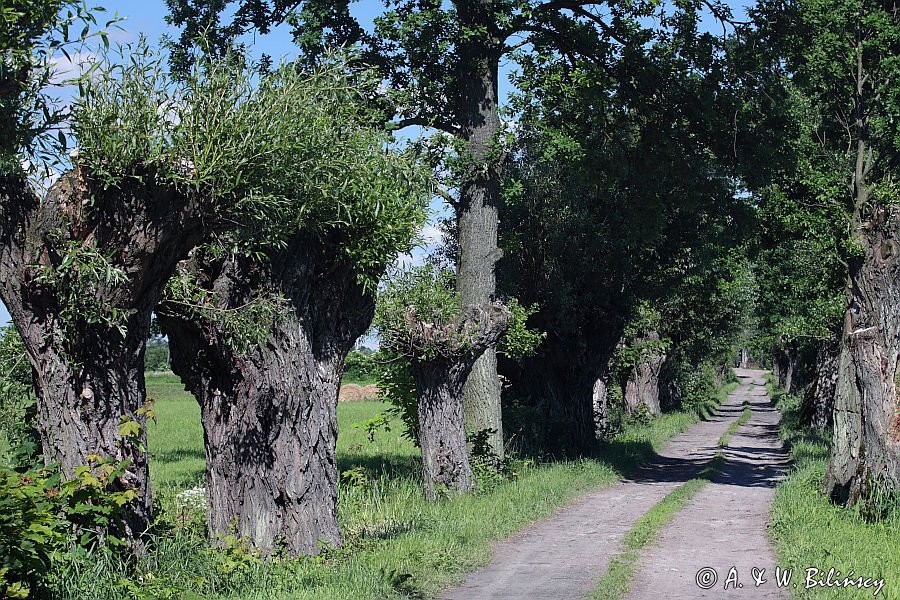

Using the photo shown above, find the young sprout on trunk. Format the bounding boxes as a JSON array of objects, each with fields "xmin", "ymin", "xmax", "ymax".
[{"xmin": 375, "ymin": 266, "xmax": 510, "ymax": 499}]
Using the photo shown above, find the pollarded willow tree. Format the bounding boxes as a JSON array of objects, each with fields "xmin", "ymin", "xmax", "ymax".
[
  {"xmin": 156, "ymin": 63, "xmax": 430, "ymax": 555},
  {"xmin": 0, "ymin": 34, "xmax": 353, "ymax": 537},
  {"xmin": 374, "ymin": 265, "xmax": 510, "ymax": 499},
  {"xmin": 164, "ymin": 0, "xmax": 730, "ymax": 461},
  {"xmin": 748, "ymin": 0, "xmax": 900, "ymax": 506},
  {"xmin": 615, "ymin": 304, "xmax": 670, "ymax": 418}
]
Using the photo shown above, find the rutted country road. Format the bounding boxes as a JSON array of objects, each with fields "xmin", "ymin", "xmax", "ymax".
[{"xmin": 440, "ymin": 369, "xmax": 789, "ymax": 600}]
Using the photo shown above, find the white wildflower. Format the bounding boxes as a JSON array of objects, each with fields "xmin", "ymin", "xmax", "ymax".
[{"xmin": 175, "ymin": 485, "xmax": 207, "ymax": 512}]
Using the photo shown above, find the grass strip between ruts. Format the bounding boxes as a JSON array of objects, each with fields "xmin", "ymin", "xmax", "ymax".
[{"xmin": 586, "ymin": 398, "xmax": 753, "ymax": 600}]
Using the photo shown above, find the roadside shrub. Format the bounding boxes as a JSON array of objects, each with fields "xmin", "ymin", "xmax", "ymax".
[
  {"xmin": 0, "ymin": 326, "xmax": 38, "ymax": 468},
  {"xmin": 676, "ymin": 363, "xmax": 719, "ymax": 417},
  {"xmin": 375, "ymin": 354, "xmax": 419, "ymax": 445},
  {"xmin": 0, "ymin": 456, "xmax": 137, "ymax": 598}
]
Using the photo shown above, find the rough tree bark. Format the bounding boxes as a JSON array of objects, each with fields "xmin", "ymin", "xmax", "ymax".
[
  {"xmin": 623, "ymin": 332, "xmax": 666, "ymax": 417},
  {"xmin": 503, "ymin": 327, "xmax": 621, "ymax": 454},
  {"xmin": 158, "ymin": 239, "xmax": 372, "ymax": 555},
  {"xmin": 401, "ymin": 302, "xmax": 509, "ymax": 499},
  {"xmin": 0, "ymin": 170, "xmax": 203, "ymax": 538},
  {"xmin": 771, "ymin": 349, "xmax": 782, "ymax": 387},
  {"xmin": 800, "ymin": 338, "xmax": 839, "ymax": 433},
  {"xmin": 658, "ymin": 357, "xmax": 684, "ymax": 413},
  {"xmin": 455, "ymin": 0, "xmax": 507, "ymax": 462},
  {"xmin": 591, "ymin": 368, "xmax": 611, "ymax": 438},
  {"xmin": 824, "ymin": 206, "xmax": 900, "ymax": 504}
]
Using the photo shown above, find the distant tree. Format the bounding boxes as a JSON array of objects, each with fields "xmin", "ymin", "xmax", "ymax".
[{"xmin": 144, "ymin": 338, "xmax": 170, "ymax": 372}]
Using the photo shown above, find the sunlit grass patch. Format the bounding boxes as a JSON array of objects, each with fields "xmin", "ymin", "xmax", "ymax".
[{"xmin": 769, "ymin": 387, "xmax": 900, "ymax": 599}]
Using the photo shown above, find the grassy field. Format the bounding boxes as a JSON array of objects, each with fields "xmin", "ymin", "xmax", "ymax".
[
  {"xmin": 74, "ymin": 374, "xmax": 739, "ymax": 600},
  {"xmin": 768, "ymin": 385, "xmax": 900, "ymax": 599}
]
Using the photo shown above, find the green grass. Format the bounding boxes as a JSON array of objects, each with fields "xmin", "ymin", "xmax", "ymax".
[
  {"xmin": 147, "ymin": 374, "xmax": 206, "ymax": 491},
  {"xmin": 341, "ymin": 373, "xmax": 377, "ymax": 387},
  {"xmin": 768, "ymin": 386, "xmax": 900, "ymax": 599},
  {"xmin": 587, "ymin": 388, "xmax": 751, "ymax": 600},
  {"xmin": 57, "ymin": 374, "xmax": 739, "ymax": 600}
]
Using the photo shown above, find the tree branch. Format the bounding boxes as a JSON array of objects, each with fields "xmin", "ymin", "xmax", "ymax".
[{"xmin": 391, "ymin": 116, "xmax": 461, "ymax": 136}]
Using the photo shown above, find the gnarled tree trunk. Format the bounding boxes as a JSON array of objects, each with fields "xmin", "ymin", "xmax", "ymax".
[
  {"xmin": 503, "ymin": 329, "xmax": 620, "ymax": 454},
  {"xmin": 400, "ymin": 302, "xmax": 509, "ymax": 499},
  {"xmin": 800, "ymin": 338, "xmax": 839, "ymax": 433},
  {"xmin": 773, "ymin": 345, "xmax": 809, "ymax": 395},
  {"xmin": 457, "ymin": 1, "xmax": 506, "ymax": 462},
  {"xmin": 159, "ymin": 241, "xmax": 372, "ymax": 555},
  {"xmin": 0, "ymin": 170, "xmax": 204, "ymax": 539},
  {"xmin": 623, "ymin": 333, "xmax": 666, "ymax": 417},
  {"xmin": 413, "ymin": 359, "xmax": 477, "ymax": 499},
  {"xmin": 825, "ymin": 207, "xmax": 900, "ymax": 505},
  {"xmin": 657, "ymin": 356, "xmax": 687, "ymax": 413}
]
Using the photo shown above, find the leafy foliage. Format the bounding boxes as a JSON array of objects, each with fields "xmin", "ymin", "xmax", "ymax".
[
  {"xmin": 496, "ymin": 9, "xmax": 754, "ymax": 450},
  {"xmin": 0, "ymin": 0, "xmax": 115, "ymax": 171},
  {"xmin": 72, "ymin": 41, "xmax": 430, "ymax": 354},
  {"xmin": 165, "ymin": 0, "xmax": 670, "ymax": 130},
  {"xmin": 375, "ymin": 265, "xmax": 462, "ymax": 362},
  {"xmin": 0, "ymin": 455, "xmax": 138, "ymax": 599},
  {"xmin": 343, "ymin": 349, "xmax": 377, "ymax": 384},
  {"xmin": 498, "ymin": 299, "xmax": 544, "ymax": 362},
  {"xmin": 32, "ymin": 237, "xmax": 130, "ymax": 343},
  {"xmin": 0, "ymin": 327, "xmax": 37, "ymax": 468},
  {"xmin": 736, "ymin": 0, "xmax": 900, "ymax": 356}
]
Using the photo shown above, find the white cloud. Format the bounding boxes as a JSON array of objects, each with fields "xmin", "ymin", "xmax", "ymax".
[
  {"xmin": 420, "ymin": 224, "xmax": 443, "ymax": 246},
  {"xmin": 48, "ymin": 51, "xmax": 98, "ymax": 80},
  {"xmin": 394, "ymin": 246, "xmax": 429, "ymax": 269}
]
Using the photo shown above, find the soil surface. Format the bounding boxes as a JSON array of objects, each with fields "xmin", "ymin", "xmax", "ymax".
[
  {"xmin": 440, "ymin": 369, "xmax": 788, "ymax": 600},
  {"xmin": 623, "ymin": 369, "xmax": 789, "ymax": 599}
]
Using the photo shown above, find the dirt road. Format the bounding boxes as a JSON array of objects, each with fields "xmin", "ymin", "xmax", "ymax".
[
  {"xmin": 623, "ymin": 369, "xmax": 789, "ymax": 599},
  {"xmin": 440, "ymin": 369, "xmax": 788, "ymax": 600}
]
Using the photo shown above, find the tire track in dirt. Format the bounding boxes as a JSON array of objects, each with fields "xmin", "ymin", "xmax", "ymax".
[
  {"xmin": 622, "ymin": 369, "xmax": 790, "ymax": 599},
  {"xmin": 439, "ymin": 375, "xmax": 753, "ymax": 600}
]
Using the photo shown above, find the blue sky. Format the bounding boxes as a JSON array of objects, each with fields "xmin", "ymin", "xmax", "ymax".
[{"xmin": 0, "ymin": 0, "xmax": 751, "ymax": 327}]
